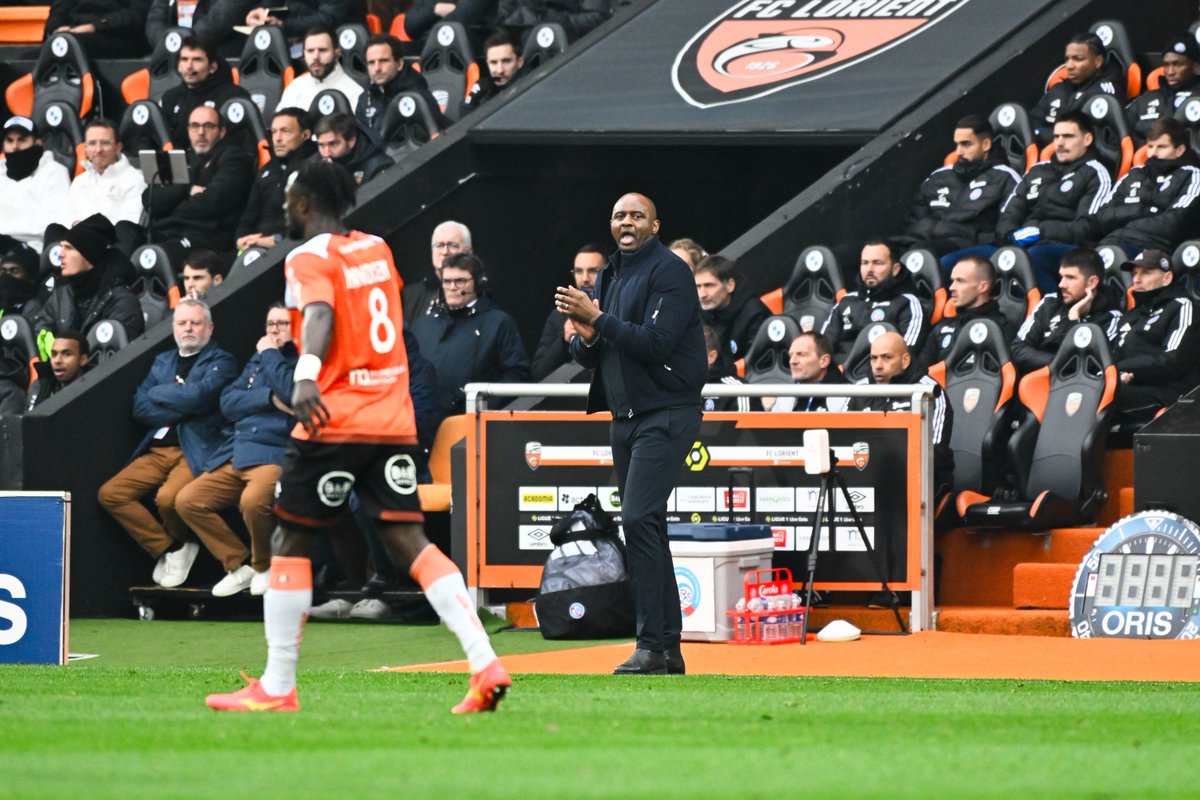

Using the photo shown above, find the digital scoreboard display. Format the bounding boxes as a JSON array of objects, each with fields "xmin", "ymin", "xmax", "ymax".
[{"xmin": 1072, "ymin": 511, "xmax": 1200, "ymax": 639}]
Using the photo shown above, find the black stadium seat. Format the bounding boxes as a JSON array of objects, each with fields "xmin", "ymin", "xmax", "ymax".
[
  {"xmin": 925, "ymin": 318, "xmax": 1016, "ymax": 495},
  {"xmin": 37, "ymin": 100, "xmax": 86, "ymax": 175},
  {"xmin": 121, "ymin": 27, "xmax": 187, "ymax": 104},
  {"xmin": 220, "ymin": 96, "xmax": 270, "ymax": 169},
  {"xmin": 237, "ymin": 25, "xmax": 294, "ymax": 121},
  {"xmin": 1090, "ymin": 19, "xmax": 1141, "ymax": 100},
  {"xmin": 522, "ymin": 23, "xmax": 568, "ymax": 71},
  {"xmin": 231, "ymin": 246, "xmax": 269, "ymax": 273},
  {"xmin": 743, "ymin": 315, "xmax": 800, "ymax": 384},
  {"xmin": 782, "ymin": 245, "xmax": 843, "ymax": 332},
  {"xmin": 420, "ymin": 22, "xmax": 478, "ymax": 121},
  {"xmin": 32, "ymin": 33, "xmax": 98, "ymax": 121},
  {"xmin": 309, "ymin": 88, "xmax": 355, "ymax": 121},
  {"xmin": 1080, "ymin": 93, "xmax": 1134, "ymax": 178},
  {"xmin": 336, "ymin": 24, "xmax": 371, "ymax": 88},
  {"xmin": 990, "ymin": 247, "xmax": 1041, "ymax": 329},
  {"xmin": 86, "ymin": 319, "xmax": 131, "ymax": 366},
  {"xmin": 380, "ymin": 91, "xmax": 443, "ymax": 160},
  {"xmin": 1174, "ymin": 96, "xmax": 1200, "ymax": 153},
  {"xmin": 988, "ymin": 102, "xmax": 1039, "ymax": 174},
  {"xmin": 901, "ymin": 247, "xmax": 946, "ymax": 324},
  {"xmin": 957, "ymin": 323, "xmax": 1115, "ymax": 529},
  {"xmin": 119, "ymin": 99, "xmax": 174, "ymax": 154},
  {"xmin": 131, "ymin": 244, "xmax": 179, "ymax": 328},
  {"xmin": 842, "ymin": 322, "xmax": 897, "ymax": 384},
  {"xmin": 0, "ymin": 314, "xmax": 39, "ymax": 388},
  {"xmin": 1097, "ymin": 244, "xmax": 1132, "ymax": 310}
]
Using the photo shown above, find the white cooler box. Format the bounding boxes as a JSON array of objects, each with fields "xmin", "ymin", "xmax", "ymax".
[{"xmin": 669, "ymin": 523, "xmax": 774, "ymax": 642}]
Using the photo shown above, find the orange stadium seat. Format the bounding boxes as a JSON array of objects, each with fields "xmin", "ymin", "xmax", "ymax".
[
  {"xmin": 759, "ymin": 287, "xmax": 783, "ymax": 315},
  {"xmin": 0, "ymin": 6, "xmax": 49, "ymax": 45},
  {"xmin": 389, "ymin": 13, "xmax": 411, "ymax": 43},
  {"xmin": 1145, "ymin": 65, "xmax": 1164, "ymax": 92},
  {"xmin": 366, "ymin": 13, "xmax": 382, "ymax": 35},
  {"xmin": 418, "ymin": 415, "xmax": 467, "ymax": 512}
]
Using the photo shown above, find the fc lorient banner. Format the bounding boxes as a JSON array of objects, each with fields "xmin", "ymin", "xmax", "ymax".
[{"xmin": 672, "ymin": 0, "xmax": 971, "ymax": 108}]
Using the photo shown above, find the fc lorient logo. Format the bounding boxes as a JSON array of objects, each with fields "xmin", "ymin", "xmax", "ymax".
[{"xmin": 672, "ymin": 0, "xmax": 970, "ymax": 109}]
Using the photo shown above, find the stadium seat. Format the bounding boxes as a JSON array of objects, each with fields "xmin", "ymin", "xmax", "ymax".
[
  {"xmin": 418, "ymin": 414, "xmax": 467, "ymax": 512},
  {"xmin": 988, "ymin": 102, "xmax": 1040, "ymax": 174},
  {"xmin": 366, "ymin": 14, "xmax": 382, "ymax": 34},
  {"xmin": 1174, "ymin": 96, "xmax": 1200, "ymax": 153},
  {"xmin": 130, "ymin": 244, "xmax": 179, "ymax": 328},
  {"xmin": 742, "ymin": 315, "xmax": 800, "ymax": 384},
  {"xmin": 901, "ymin": 247, "xmax": 947, "ymax": 324},
  {"xmin": 957, "ymin": 323, "xmax": 1115, "ymax": 529},
  {"xmin": 781, "ymin": 245, "xmax": 844, "ymax": 332},
  {"xmin": 86, "ymin": 319, "xmax": 130, "ymax": 366},
  {"xmin": 231, "ymin": 246, "xmax": 269, "ymax": 273},
  {"xmin": 36, "ymin": 100, "xmax": 86, "ymax": 175},
  {"xmin": 0, "ymin": 314, "xmax": 39, "ymax": 388},
  {"xmin": 389, "ymin": 13, "xmax": 412, "ymax": 43},
  {"xmin": 1079, "ymin": 93, "xmax": 1134, "ymax": 178},
  {"xmin": 1145, "ymin": 65, "xmax": 1164, "ymax": 92},
  {"xmin": 121, "ymin": 27, "xmax": 187, "ymax": 104},
  {"xmin": 220, "ymin": 96, "xmax": 271, "ymax": 168},
  {"xmin": 6, "ymin": 32, "xmax": 98, "ymax": 121},
  {"xmin": 1090, "ymin": 20, "xmax": 1141, "ymax": 99},
  {"xmin": 237, "ymin": 25, "xmax": 294, "ymax": 121},
  {"xmin": 0, "ymin": 5, "xmax": 49, "ymax": 44},
  {"xmin": 759, "ymin": 287, "xmax": 783, "ymax": 315},
  {"xmin": 379, "ymin": 91, "xmax": 443, "ymax": 160},
  {"xmin": 990, "ymin": 247, "xmax": 1041, "ymax": 329},
  {"xmin": 309, "ymin": 88, "xmax": 355, "ymax": 121},
  {"xmin": 925, "ymin": 318, "xmax": 1017, "ymax": 495},
  {"xmin": 522, "ymin": 23, "xmax": 568, "ymax": 71},
  {"xmin": 842, "ymin": 322, "xmax": 898, "ymax": 384},
  {"xmin": 1097, "ymin": 244, "xmax": 1132, "ymax": 309},
  {"xmin": 420, "ymin": 22, "xmax": 478, "ymax": 121},
  {"xmin": 1173, "ymin": 240, "xmax": 1200, "ymax": 302},
  {"xmin": 118, "ymin": 99, "xmax": 174, "ymax": 154},
  {"xmin": 336, "ymin": 24, "xmax": 371, "ymax": 88}
]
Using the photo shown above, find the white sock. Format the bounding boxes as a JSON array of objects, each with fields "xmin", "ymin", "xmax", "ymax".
[
  {"xmin": 260, "ymin": 557, "xmax": 312, "ymax": 696},
  {"xmin": 425, "ymin": 572, "xmax": 496, "ymax": 673}
]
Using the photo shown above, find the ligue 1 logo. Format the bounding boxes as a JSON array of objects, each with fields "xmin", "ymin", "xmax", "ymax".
[{"xmin": 672, "ymin": 0, "xmax": 970, "ymax": 108}]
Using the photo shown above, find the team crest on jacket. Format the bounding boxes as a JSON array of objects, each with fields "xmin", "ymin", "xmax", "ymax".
[{"xmin": 672, "ymin": 0, "xmax": 970, "ymax": 108}]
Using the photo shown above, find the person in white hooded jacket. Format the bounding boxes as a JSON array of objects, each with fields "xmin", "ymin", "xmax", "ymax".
[
  {"xmin": 61, "ymin": 117, "xmax": 147, "ymax": 228},
  {"xmin": 0, "ymin": 116, "xmax": 70, "ymax": 253}
]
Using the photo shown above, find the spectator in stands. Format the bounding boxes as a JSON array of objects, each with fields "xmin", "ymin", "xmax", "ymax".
[
  {"xmin": 181, "ymin": 249, "xmax": 226, "ymax": 299},
  {"xmin": 1010, "ymin": 247, "xmax": 1122, "ymax": 375},
  {"xmin": 244, "ymin": 1, "xmax": 367, "ymax": 52},
  {"xmin": 403, "ymin": 0, "xmax": 499, "ymax": 44},
  {"xmin": 175, "ymin": 303, "xmax": 298, "ymax": 597},
  {"xmin": 61, "ymin": 118, "xmax": 147, "ymax": 231},
  {"xmin": 495, "ymin": 0, "xmax": 612, "ymax": 42},
  {"xmin": 820, "ymin": 238, "xmax": 927, "ymax": 366},
  {"xmin": 1086, "ymin": 118, "xmax": 1200, "ymax": 256},
  {"xmin": 849, "ymin": 331, "xmax": 953, "ymax": 497},
  {"xmin": 701, "ymin": 324, "xmax": 749, "ymax": 413},
  {"xmin": 995, "ymin": 111, "xmax": 1111, "ymax": 294},
  {"xmin": 669, "ymin": 237, "xmax": 706, "ymax": 270},
  {"xmin": 235, "ymin": 108, "xmax": 316, "ymax": 252},
  {"xmin": 146, "ymin": 0, "xmax": 255, "ymax": 55},
  {"xmin": 901, "ymin": 115, "xmax": 1020, "ymax": 272},
  {"xmin": 1125, "ymin": 33, "xmax": 1200, "ymax": 146},
  {"xmin": 1111, "ymin": 249, "xmax": 1200, "ymax": 426},
  {"xmin": 412, "ymin": 252, "xmax": 531, "ymax": 415},
  {"xmin": 276, "ymin": 27, "xmax": 365, "ymax": 112},
  {"xmin": 0, "ymin": 116, "xmax": 71, "ymax": 254},
  {"xmin": 694, "ymin": 254, "xmax": 770, "ymax": 363},
  {"xmin": 25, "ymin": 330, "xmax": 89, "ymax": 411},
  {"xmin": 98, "ymin": 299, "xmax": 237, "ymax": 589},
  {"xmin": 913, "ymin": 255, "xmax": 1014, "ymax": 375},
  {"xmin": 462, "ymin": 29, "xmax": 525, "ymax": 112},
  {"xmin": 313, "ymin": 112, "xmax": 394, "ymax": 185},
  {"xmin": 532, "ymin": 242, "xmax": 605, "ymax": 380},
  {"xmin": 0, "ymin": 237, "xmax": 41, "ymax": 318},
  {"xmin": 356, "ymin": 34, "xmax": 447, "ymax": 135},
  {"xmin": 45, "ymin": 0, "xmax": 151, "ymax": 59},
  {"xmin": 158, "ymin": 35, "xmax": 252, "ymax": 148},
  {"xmin": 26, "ymin": 213, "xmax": 144, "ymax": 339},
  {"xmin": 402, "ymin": 219, "xmax": 472, "ymax": 321},
  {"xmin": 1030, "ymin": 31, "xmax": 1124, "ymax": 146},
  {"xmin": 763, "ymin": 331, "xmax": 848, "ymax": 412},
  {"xmin": 145, "ymin": 105, "xmax": 256, "ymax": 264}
]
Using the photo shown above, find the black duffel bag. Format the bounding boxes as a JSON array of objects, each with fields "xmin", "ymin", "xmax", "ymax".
[{"xmin": 535, "ymin": 493, "xmax": 635, "ymax": 640}]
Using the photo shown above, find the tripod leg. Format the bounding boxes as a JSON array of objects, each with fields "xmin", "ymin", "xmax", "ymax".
[
  {"xmin": 799, "ymin": 475, "xmax": 831, "ymax": 644},
  {"xmin": 833, "ymin": 471, "xmax": 908, "ymax": 634}
]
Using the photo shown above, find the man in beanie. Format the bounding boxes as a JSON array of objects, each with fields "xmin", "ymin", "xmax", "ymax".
[
  {"xmin": 25, "ymin": 213, "xmax": 145, "ymax": 340},
  {"xmin": 1125, "ymin": 33, "xmax": 1200, "ymax": 146},
  {"xmin": 1112, "ymin": 249, "xmax": 1200, "ymax": 427},
  {"xmin": 0, "ymin": 116, "xmax": 71, "ymax": 253}
]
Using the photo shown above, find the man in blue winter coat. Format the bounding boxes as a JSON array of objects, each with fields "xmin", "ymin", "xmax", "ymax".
[
  {"xmin": 557, "ymin": 192, "xmax": 707, "ymax": 676},
  {"xmin": 98, "ymin": 299, "xmax": 237, "ymax": 588}
]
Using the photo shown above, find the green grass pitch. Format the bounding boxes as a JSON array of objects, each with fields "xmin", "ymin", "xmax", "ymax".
[{"xmin": 2, "ymin": 620, "xmax": 1199, "ymax": 799}]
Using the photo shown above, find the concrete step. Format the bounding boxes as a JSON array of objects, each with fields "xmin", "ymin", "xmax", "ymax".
[
  {"xmin": 935, "ymin": 606, "xmax": 1069, "ymax": 637},
  {"xmin": 937, "ymin": 526, "xmax": 1101, "ymax": 606},
  {"xmin": 1012, "ymin": 562, "xmax": 1077, "ymax": 609}
]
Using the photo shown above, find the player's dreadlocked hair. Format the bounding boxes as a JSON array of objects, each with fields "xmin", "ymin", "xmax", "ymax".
[{"xmin": 292, "ymin": 159, "xmax": 357, "ymax": 219}]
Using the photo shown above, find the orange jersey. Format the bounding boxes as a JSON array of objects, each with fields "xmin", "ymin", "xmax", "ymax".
[{"xmin": 284, "ymin": 231, "xmax": 417, "ymax": 444}]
